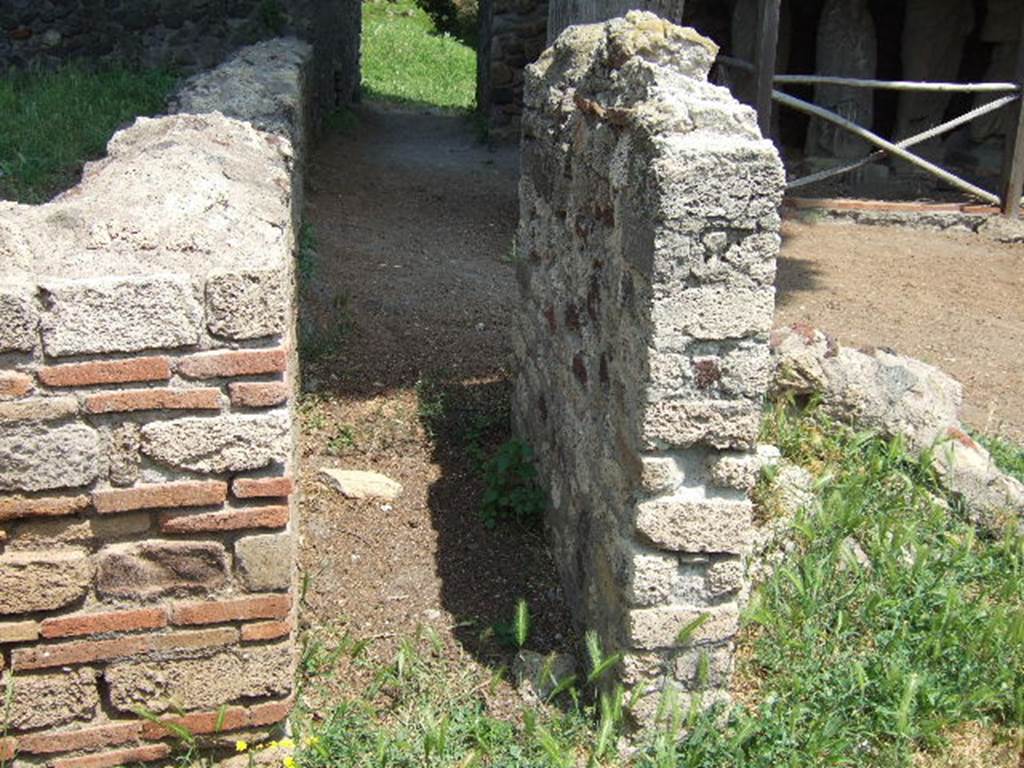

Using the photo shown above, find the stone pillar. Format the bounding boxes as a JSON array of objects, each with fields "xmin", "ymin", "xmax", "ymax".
[
  {"xmin": 0, "ymin": 43, "xmax": 307, "ymax": 768},
  {"xmin": 513, "ymin": 12, "xmax": 784, "ymax": 723},
  {"xmin": 805, "ymin": 0, "xmax": 877, "ymax": 161},
  {"xmin": 971, "ymin": 0, "xmax": 1024, "ymax": 144}
]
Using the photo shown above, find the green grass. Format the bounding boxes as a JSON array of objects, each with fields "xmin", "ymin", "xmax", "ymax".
[
  {"xmin": 362, "ymin": 0, "xmax": 476, "ymax": 110},
  {"xmin": 295, "ymin": 403, "xmax": 1021, "ymax": 767},
  {"xmin": 0, "ymin": 66, "xmax": 176, "ymax": 204},
  {"xmin": 979, "ymin": 434, "xmax": 1024, "ymax": 485}
]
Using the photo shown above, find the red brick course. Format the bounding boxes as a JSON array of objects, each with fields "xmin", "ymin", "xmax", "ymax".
[
  {"xmin": 246, "ymin": 697, "xmax": 294, "ymax": 727},
  {"xmin": 93, "ymin": 481, "xmax": 227, "ymax": 514},
  {"xmin": 178, "ymin": 349, "xmax": 286, "ymax": 379},
  {"xmin": 140, "ymin": 707, "xmax": 247, "ymax": 740},
  {"xmin": 241, "ymin": 619, "xmax": 292, "ymax": 642},
  {"xmin": 85, "ymin": 388, "xmax": 221, "ymax": 414},
  {"xmin": 38, "ymin": 357, "xmax": 172, "ymax": 388},
  {"xmin": 0, "ymin": 737, "xmax": 16, "ymax": 761},
  {"xmin": 52, "ymin": 743, "xmax": 171, "ymax": 768},
  {"xmin": 0, "ymin": 494, "xmax": 90, "ymax": 522},
  {"xmin": 0, "ymin": 371, "xmax": 32, "ymax": 399},
  {"xmin": 159, "ymin": 505, "xmax": 288, "ymax": 533},
  {"xmin": 12, "ymin": 628, "xmax": 238, "ymax": 671},
  {"xmin": 41, "ymin": 608, "xmax": 168, "ymax": 639},
  {"xmin": 17, "ymin": 723, "xmax": 142, "ymax": 755},
  {"xmin": 228, "ymin": 381, "xmax": 289, "ymax": 407},
  {"xmin": 171, "ymin": 595, "xmax": 291, "ymax": 626},
  {"xmin": 232, "ymin": 476, "xmax": 294, "ymax": 498}
]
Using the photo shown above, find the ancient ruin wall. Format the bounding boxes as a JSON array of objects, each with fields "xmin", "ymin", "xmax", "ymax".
[
  {"xmin": 0, "ymin": 41, "xmax": 310, "ymax": 767},
  {"xmin": 512, "ymin": 13, "xmax": 785, "ymax": 719},
  {"xmin": 0, "ymin": 0, "xmax": 359, "ymax": 117}
]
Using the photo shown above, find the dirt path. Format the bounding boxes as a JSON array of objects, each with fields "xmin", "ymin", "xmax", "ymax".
[
  {"xmin": 298, "ymin": 104, "xmax": 570, "ymax": 702},
  {"xmin": 776, "ymin": 220, "xmax": 1024, "ymax": 442}
]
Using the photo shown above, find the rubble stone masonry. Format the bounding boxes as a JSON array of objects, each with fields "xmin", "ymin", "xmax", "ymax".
[
  {"xmin": 0, "ymin": 40, "xmax": 309, "ymax": 767},
  {"xmin": 512, "ymin": 13, "xmax": 785, "ymax": 722}
]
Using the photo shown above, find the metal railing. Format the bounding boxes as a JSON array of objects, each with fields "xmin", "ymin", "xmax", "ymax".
[{"xmin": 718, "ymin": 0, "xmax": 1024, "ymax": 217}]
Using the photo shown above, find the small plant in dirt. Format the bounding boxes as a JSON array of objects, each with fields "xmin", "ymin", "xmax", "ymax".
[{"xmin": 480, "ymin": 439, "xmax": 546, "ymax": 528}]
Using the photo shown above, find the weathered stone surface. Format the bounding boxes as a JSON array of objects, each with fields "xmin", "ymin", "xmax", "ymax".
[
  {"xmin": 771, "ymin": 325, "xmax": 962, "ymax": 452},
  {"xmin": 0, "ymin": 371, "xmax": 33, "ymax": 400},
  {"xmin": 9, "ymin": 513, "xmax": 151, "ymax": 550},
  {"xmin": 706, "ymin": 558, "xmax": 744, "ymax": 596},
  {"xmin": 206, "ymin": 269, "xmax": 287, "ymax": 339},
  {"xmin": 0, "ymin": 549, "xmax": 93, "ymax": 615},
  {"xmin": 109, "ymin": 423, "xmax": 142, "ymax": 487},
  {"xmin": 674, "ymin": 643, "xmax": 734, "ymax": 688},
  {"xmin": 0, "ymin": 423, "xmax": 100, "ymax": 492},
  {"xmin": 235, "ymin": 533, "xmax": 294, "ymax": 591},
  {"xmin": 39, "ymin": 275, "xmax": 202, "ymax": 357},
  {"xmin": 319, "ymin": 468, "xmax": 403, "ymax": 500},
  {"xmin": 642, "ymin": 400, "xmax": 762, "ymax": 451},
  {"xmin": 512, "ymin": 12, "xmax": 781, "ymax": 704},
  {"xmin": 2, "ymin": 668, "xmax": 99, "ymax": 731},
  {"xmin": 636, "ymin": 498, "xmax": 752, "ymax": 554},
  {"xmin": 141, "ymin": 412, "xmax": 290, "ymax": 474},
  {"xmin": 707, "ymin": 451, "xmax": 762, "ymax": 492},
  {"xmin": 626, "ymin": 549, "xmax": 678, "ymax": 606},
  {"xmin": 935, "ymin": 435, "xmax": 1024, "ymax": 532},
  {"xmin": 0, "ymin": 114, "xmax": 294, "ymax": 284},
  {"xmin": 628, "ymin": 605, "xmax": 740, "ymax": 649},
  {"xmin": 96, "ymin": 541, "xmax": 228, "ymax": 599},
  {"xmin": 0, "ymin": 285, "xmax": 38, "ymax": 352},
  {"xmin": 106, "ymin": 643, "xmax": 294, "ymax": 714},
  {"xmin": 0, "ymin": 396, "xmax": 78, "ymax": 424}
]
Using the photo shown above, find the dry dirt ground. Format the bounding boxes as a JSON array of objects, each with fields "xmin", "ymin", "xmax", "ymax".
[
  {"xmin": 297, "ymin": 103, "xmax": 1024, "ymax": 692},
  {"xmin": 776, "ymin": 218, "xmax": 1024, "ymax": 442}
]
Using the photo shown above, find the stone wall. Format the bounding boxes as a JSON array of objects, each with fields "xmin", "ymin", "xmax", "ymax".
[
  {"xmin": 0, "ymin": 40, "xmax": 309, "ymax": 767},
  {"xmin": 512, "ymin": 13, "xmax": 785, "ymax": 722},
  {"xmin": 0, "ymin": 0, "xmax": 359, "ymax": 116},
  {"xmin": 478, "ymin": 0, "xmax": 550, "ymax": 139}
]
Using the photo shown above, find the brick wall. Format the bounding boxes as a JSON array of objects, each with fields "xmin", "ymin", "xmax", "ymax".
[
  {"xmin": 512, "ymin": 13, "xmax": 785, "ymax": 724},
  {"xmin": 0, "ymin": 41, "xmax": 310, "ymax": 767}
]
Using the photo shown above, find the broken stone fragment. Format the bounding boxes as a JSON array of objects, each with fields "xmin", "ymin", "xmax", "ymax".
[{"xmin": 319, "ymin": 468, "xmax": 403, "ymax": 500}]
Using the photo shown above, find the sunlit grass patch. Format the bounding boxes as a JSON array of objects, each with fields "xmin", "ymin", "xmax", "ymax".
[{"xmin": 361, "ymin": 0, "xmax": 476, "ymax": 111}]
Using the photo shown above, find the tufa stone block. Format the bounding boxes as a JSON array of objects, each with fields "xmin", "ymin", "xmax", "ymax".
[
  {"xmin": 95, "ymin": 541, "xmax": 228, "ymax": 599},
  {"xmin": 635, "ymin": 497, "xmax": 752, "ymax": 554},
  {"xmin": 205, "ymin": 269, "xmax": 287, "ymax": 340},
  {"xmin": 234, "ymin": 533, "xmax": 294, "ymax": 591},
  {"xmin": 106, "ymin": 643, "xmax": 294, "ymax": 714},
  {"xmin": 0, "ymin": 285, "xmax": 39, "ymax": 353},
  {"xmin": 0, "ymin": 549, "xmax": 94, "ymax": 615},
  {"xmin": 141, "ymin": 412, "xmax": 290, "ymax": 474},
  {"xmin": 1, "ymin": 668, "xmax": 100, "ymax": 731},
  {"xmin": 39, "ymin": 275, "xmax": 201, "ymax": 357}
]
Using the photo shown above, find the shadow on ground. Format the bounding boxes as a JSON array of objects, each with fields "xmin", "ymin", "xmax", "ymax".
[{"xmin": 295, "ymin": 102, "xmax": 575, "ymax": 687}]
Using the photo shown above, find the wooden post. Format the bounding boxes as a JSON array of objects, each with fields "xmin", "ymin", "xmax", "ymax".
[
  {"xmin": 754, "ymin": 0, "xmax": 781, "ymax": 138},
  {"xmin": 1000, "ymin": 12, "xmax": 1024, "ymax": 217}
]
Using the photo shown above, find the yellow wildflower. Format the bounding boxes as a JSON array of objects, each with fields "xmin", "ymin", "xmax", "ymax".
[
  {"xmin": 283, "ymin": 757, "xmax": 298, "ymax": 768},
  {"xmin": 235, "ymin": 740, "xmax": 249, "ymax": 753},
  {"xmin": 277, "ymin": 738, "xmax": 296, "ymax": 750}
]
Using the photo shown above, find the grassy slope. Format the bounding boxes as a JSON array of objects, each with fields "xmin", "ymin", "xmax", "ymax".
[
  {"xmin": 0, "ymin": 67, "xmax": 176, "ymax": 204},
  {"xmin": 361, "ymin": 0, "xmax": 476, "ymax": 110}
]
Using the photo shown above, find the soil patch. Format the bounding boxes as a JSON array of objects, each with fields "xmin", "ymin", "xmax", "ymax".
[
  {"xmin": 298, "ymin": 104, "xmax": 570, "ymax": 709},
  {"xmin": 776, "ymin": 218, "xmax": 1024, "ymax": 441}
]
